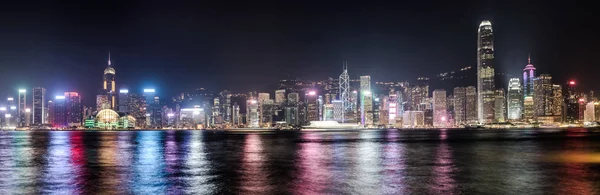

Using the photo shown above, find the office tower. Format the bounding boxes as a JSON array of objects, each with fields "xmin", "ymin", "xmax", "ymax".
[
  {"xmin": 212, "ymin": 97, "xmax": 221, "ymax": 125},
  {"xmin": 275, "ymin": 89, "xmax": 286, "ymax": 104},
  {"xmin": 103, "ymin": 53, "xmax": 116, "ymax": 109},
  {"xmin": 465, "ymin": 86, "xmax": 478, "ymax": 123},
  {"xmin": 18, "ymin": 89, "xmax": 27, "ymax": 127},
  {"xmin": 339, "ymin": 62, "xmax": 350, "ymax": 122},
  {"xmin": 360, "ymin": 75, "xmax": 371, "ymax": 92},
  {"xmin": 533, "ymin": 74, "xmax": 554, "ymax": 117},
  {"xmin": 477, "ymin": 20, "xmax": 495, "ymax": 123},
  {"xmin": 402, "ymin": 111, "xmax": 424, "ymax": 128},
  {"xmin": 219, "ymin": 90, "xmax": 232, "ymax": 123},
  {"xmin": 565, "ymin": 81, "xmax": 579, "ymax": 123},
  {"xmin": 507, "ymin": 78, "xmax": 523, "ymax": 120},
  {"xmin": 361, "ymin": 91, "xmax": 373, "ymax": 126},
  {"xmin": 64, "ymin": 92, "xmax": 82, "ymax": 127},
  {"xmin": 494, "ymin": 89, "xmax": 506, "ymax": 122},
  {"xmin": 409, "ymin": 82, "xmax": 429, "ymax": 111},
  {"xmin": 373, "ymin": 96, "xmax": 381, "ymax": 125},
  {"xmin": 151, "ymin": 96, "xmax": 162, "ymax": 128},
  {"xmin": 284, "ymin": 106, "xmax": 299, "ymax": 126},
  {"xmin": 306, "ymin": 91, "xmax": 319, "ymax": 122},
  {"xmin": 52, "ymin": 96, "xmax": 67, "ymax": 127},
  {"xmin": 118, "ymin": 89, "xmax": 129, "ymax": 113},
  {"xmin": 523, "ymin": 56, "xmax": 536, "ymax": 98},
  {"xmin": 322, "ymin": 104, "xmax": 334, "ymax": 121},
  {"xmin": 332, "ymin": 100, "xmax": 343, "ymax": 122},
  {"xmin": 433, "ymin": 89, "xmax": 447, "ymax": 127},
  {"xmin": 453, "ymin": 87, "xmax": 466, "ymax": 125},
  {"xmin": 388, "ymin": 91, "xmax": 399, "ymax": 125},
  {"xmin": 143, "ymin": 89, "xmax": 156, "ymax": 127},
  {"xmin": 584, "ymin": 102, "xmax": 595, "ymax": 122},
  {"xmin": 32, "ymin": 87, "xmax": 46, "ymax": 125},
  {"xmin": 258, "ymin": 93, "xmax": 270, "ymax": 104},
  {"xmin": 246, "ymin": 99, "xmax": 259, "ymax": 128},
  {"xmin": 232, "ymin": 103, "xmax": 240, "ymax": 127},
  {"xmin": 96, "ymin": 95, "xmax": 109, "ymax": 111},
  {"xmin": 127, "ymin": 93, "xmax": 146, "ymax": 127},
  {"xmin": 318, "ymin": 95, "xmax": 324, "ymax": 121},
  {"xmin": 288, "ymin": 92, "xmax": 299, "ymax": 104},
  {"xmin": 552, "ymin": 85, "xmax": 563, "ymax": 116},
  {"xmin": 523, "ymin": 96, "xmax": 534, "ymax": 122}
]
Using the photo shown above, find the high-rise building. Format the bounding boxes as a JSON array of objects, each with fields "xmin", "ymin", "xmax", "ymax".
[
  {"xmin": 306, "ymin": 91, "xmax": 319, "ymax": 122},
  {"xmin": 103, "ymin": 53, "xmax": 116, "ymax": 109},
  {"xmin": 64, "ymin": 92, "xmax": 82, "ymax": 127},
  {"xmin": 18, "ymin": 89, "xmax": 27, "ymax": 127},
  {"xmin": 232, "ymin": 103, "xmax": 240, "ymax": 127},
  {"xmin": 454, "ymin": 87, "xmax": 466, "ymax": 125},
  {"xmin": 524, "ymin": 96, "xmax": 535, "ymax": 122},
  {"xmin": 494, "ymin": 89, "xmax": 506, "ymax": 122},
  {"xmin": 552, "ymin": 85, "xmax": 563, "ymax": 116},
  {"xmin": 565, "ymin": 81, "xmax": 579, "ymax": 123},
  {"xmin": 118, "ymin": 89, "xmax": 129, "ymax": 113},
  {"xmin": 433, "ymin": 89, "xmax": 447, "ymax": 127},
  {"xmin": 96, "ymin": 95, "xmax": 109, "ymax": 111},
  {"xmin": 151, "ymin": 96, "xmax": 162, "ymax": 128},
  {"xmin": 533, "ymin": 74, "xmax": 553, "ymax": 117},
  {"xmin": 361, "ymin": 91, "xmax": 373, "ymax": 126},
  {"xmin": 52, "ymin": 95, "xmax": 67, "ymax": 127},
  {"xmin": 258, "ymin": 93, "xmax": 270, "ymax": 104},
  {"xmin": 288, "ymin": 93, "xmax": 299, "ymax": 104},
  {"xmin": 523, "ymin": 56, "xmax": 536, "ymax": 98},
  {"xmin": 477, "ymin": 20, "xmax": 495, "ymax": 123},
  {"xmin": 220, "ymin": 90, "xmax": 232, "ymax": 124},
  {"xmin": 284, "ymin": 106, "xmax": 299, "ymax": 126},
  {"xmin": 466, "ymin": 86, "xmax": 478, "ymax": 123},
  {"xmin": 32, "ymin": 87, "xmax": 46, "ymax": 125},
  {"xmin": 246, "ymin": 99, "xmax": 259, "ymax": 128},
  {"xmin": 584, "ymin": 102, "xmax": 595, "ymax": 122},
  {"xmin": 360, "ymin": 75, "xmax": 371, "ymax": 92},
  {"xmin": 507, "ymin": 78, "xmax": 523, "ymax": 121},
  {"xmin": 402, "ymin": 111, "xmax": 424, "ymax": 128},
  {"xmin": 339, "ymin": 63, "xmax": 350, "ymax": 122},
  {"xmin": 332, "ymin": 100, "xmax": 343, "ymax": 122},
  {"xmin": 275, "ymin": 89, "xmax": 286, "ymax": 104},
  {"xmin": 388, "ymin": 91, "xmax": 400, "ymax": 125},
  {"xmin": 143, "ymin": 88, "xmax": 156, "ymax": 127}
]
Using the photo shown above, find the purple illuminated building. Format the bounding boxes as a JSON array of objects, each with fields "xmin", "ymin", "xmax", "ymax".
[{"xmin": 523, "ymin": 56, "xmax": 536, "ymax": 98}]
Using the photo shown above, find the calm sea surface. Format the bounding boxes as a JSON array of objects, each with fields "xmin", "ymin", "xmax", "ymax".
[{"xmin": 2, "ymin": 129, "xmax": 600, "ymax": 194}]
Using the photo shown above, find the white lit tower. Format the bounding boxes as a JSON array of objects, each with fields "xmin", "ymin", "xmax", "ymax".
[
  {"xmin": 103, "ymin": 52, "xmax": 116, "ymax": 109},
  {"xmin": 339, "ymin": 61, "xmax": 350, "ymax": 122},
  {"xmin": 477, "ymin": 20, "xmax": 495, "ymax": 124}
]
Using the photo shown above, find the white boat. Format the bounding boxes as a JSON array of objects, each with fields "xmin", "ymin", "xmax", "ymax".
[{"xmin": 302, "ymin": 121, "xmax": 361, "ymax": 130}]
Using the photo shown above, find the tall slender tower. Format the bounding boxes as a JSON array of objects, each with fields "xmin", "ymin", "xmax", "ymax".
[
  {"xmin": 103, "ymin": 53, "xmax": 116, "ymax": 109},
  {"xmin": 523, "ymin": 55, "xmax": 536, "ymax": 98},
  {"xmin": 477, "ymin": 20, "xmax": 495, "ymax": 123},
  {"xmin": 339, "ymin": 61, "xmax": 350, "ymax": 122}
]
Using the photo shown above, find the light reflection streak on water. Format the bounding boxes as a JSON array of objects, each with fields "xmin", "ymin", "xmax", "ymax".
[
  {"xmin": 117, "ymin": 131, "xmax": 134, "ymax": 186},
  {"xmin": 240, "ymin": 133, "xmax": 270, "ymax": 193},
  {"xmin": 381, "ymin": 130, "xmax": 407, "ymax": 194},
  {"xmin": 98, "ymin": 131, "xmax": 120, "ymax": 191},
  {"xmin": 184, "ymin": 131, "xmax": 215, "ymax": 194},
  {"xmin": 0, "ymin": 132, "xmax": 36, "ymax": 194},
  {"xmin": 42, "ymin": 131, "xmax": 75, "ymax": 194},
  {"xmin": 132, "ymin": 131, "xmax": 166, "ymax": 194},
  {"xmin": 430, "ymin": 142, "xmax": 456, "ymax": 194},
  {"xmin": 164, "ymin": 130, "xmax": 183, "ymax": 194},
  {"xmin": 69, "ymin": 131, "xmax": 86, "ymax": 192},
  {"xmin": 353, "ymin": 131, "xmax": 382, "ymax": 194},
  {"xmin": 294, "ymin": 132, "xmax": 332, "ymax": 194},
  {"xmin": 556, "ymin": 140, "xmax": 593, "ymax": 195}
]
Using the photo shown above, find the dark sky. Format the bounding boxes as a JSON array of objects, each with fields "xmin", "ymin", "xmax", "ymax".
[{"xmin": 0, "ymin": 1, "xmax": 598, "ymax": 106}]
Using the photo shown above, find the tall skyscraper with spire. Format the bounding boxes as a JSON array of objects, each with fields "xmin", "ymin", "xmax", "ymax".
[
  {"xmin": 103, "ymin": 53, "xmax": 116, "ymax": 109},
  {"xmin": 338, "ymin": 61, "xmax": 350, "ymax": 122},
  {"xmin": 523, "ymin": 55, "xmax": 536, "ymax": 98},
  {"xmin": 477, "ymin": 20, "xmax": 495, "ymax": 123}
]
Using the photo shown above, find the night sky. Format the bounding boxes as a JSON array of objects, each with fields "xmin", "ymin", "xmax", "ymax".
[{"xmin": 0, "ymin": 1, "xmax": 597, "ymax": 106}]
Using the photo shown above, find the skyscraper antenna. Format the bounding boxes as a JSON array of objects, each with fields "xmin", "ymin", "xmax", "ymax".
[
  {"xmin": 108, "ymin": 52, "xmax": 111, "ymax": 66},
  {"xmin": 528, "ymin": 54, "xmax": 531, "ymax": 64}
]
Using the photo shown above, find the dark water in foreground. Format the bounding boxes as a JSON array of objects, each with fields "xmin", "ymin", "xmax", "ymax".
[{"xmin": 2, "ymin": 129, "xmax": 600, "ymax": 194}]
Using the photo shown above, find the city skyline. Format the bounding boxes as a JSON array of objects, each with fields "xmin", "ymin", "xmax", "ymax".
[{"xmin": 0, "ymin": 1, "xmax": 598, "ymax": 103}]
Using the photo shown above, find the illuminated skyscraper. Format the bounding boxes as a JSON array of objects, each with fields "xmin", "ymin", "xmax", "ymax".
[
  {"xmin": 232, "ymin": 103, "xmax": 240, "ymax": 127},
  {"xmin": 494, "ymin": 89, "xmax": 506, "ymax": 122},
  {"xmin": 32, "ymin": 87, "xmax": 46, "ymax": 125},
  {"xmin": 258, "ymin": 93, "xmax": 270, "ymax": 104},
  {"xmin": 360, "ymin": 75, "xmax": 372, "ymax": 125},
  {"xmin": 339, "ymin": 62, "xmax": 350, "ymax": 122},
  {"xmin": 433, "ymin": 89, "xmax": 447, "ymax": 127},
  {"xmin": 275, "ymin": 89, "xmax": 286, "ymax": 104},
  {"xmin": 64, "ymin": 92, "xmax": 82, "ymax": 127},
  {"xmin": 465, "ymin": 86, "xmax": 478, "ymax": 123},
  {"xmin": 287, "ymin": 93, "xmax": 299, "ymax": 104},
  {"xmin": 103, "ymin": 53, "xmax": 116, "ymax": 109},
  {"xmin": 453, "ymin": 87, "xmax": 466, "ymax": 125},
  {"xmin": 96, "ymin": 95, "xmax": 109, "ymax": 111},
  {"xmin": 477, "ymin": 20, "xmax": 495, "ymax": 123},
  {"xmin": 52, "ymin": 95, "xmax": 67, "ymax": 127},
  {"xmin": 143, "ymin": 88, "xmax": 156, "ymax": 127},
  {"xmin": 523, "ymin": 56, "xmax": 536, "ymax": 98},
  {"xmin": 306, "ymin": 91, "xmax": 319, "ymax": 122},
  {"xmin": 524, "ymin": 96, "xmax": 534, "ymax": 122},
  {"xmin": 118, "ymin": 89, "xmax": 129, "ymax": 112},
  {"xmin": 507, "ymin": 78, "xmax": 523, "ymax": 120},
  {"xmin": 332, "ymin": 100, "xmax": 343, "ymax": 122},
  {"xmin": 18, "ymin": 89, "xmax": 27, "ymax": 127},
  {"xmin": 246, "ymin": 99, "xmax": 259, "ymax": 128},
  {"xmin": 534, "ymin": 74, "xmax": 553, "ymax": 117},
  {"xmin": 552, "ymin": 85, "xmax": 563, "ymax": 116}
]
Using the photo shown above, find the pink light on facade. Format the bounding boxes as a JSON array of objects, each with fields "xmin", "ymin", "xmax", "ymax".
[
  {"xmin": 308, "ymin": 91, "xmax": 316, "ymax": 96},
  {"xmin": 569, "ymin": 81, "xmax": 576, "ymax": 85}
]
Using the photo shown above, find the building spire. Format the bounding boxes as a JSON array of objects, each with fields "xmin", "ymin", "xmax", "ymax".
[
  {"xmin": 108, "ymin": 52, "xmax": 111, "ymax": 66},
  {"xmin": 528, "ymin": 54, "xmax": 531, "ymax": 64}
]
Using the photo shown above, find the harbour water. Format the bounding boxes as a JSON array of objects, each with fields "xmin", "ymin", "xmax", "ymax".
[{"xmin": 1, "ymin": 128, "xmax": 600, "ymax": 194}]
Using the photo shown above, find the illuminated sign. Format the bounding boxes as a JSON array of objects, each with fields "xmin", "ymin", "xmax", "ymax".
[
  {"xmin": 18, "ymin": 89, "xmax": 26, "ymax": 93},
  {"xmin": 56, "ymin": 96, "xmax": 65, "ymax": 99},
  {"xmin": 119, "ymin": 89, "xmax": 129, "ymax": 93},
  {"xmin": 308, "ymin": 91, "xmax": 317, "ymax": 96},
  {"xmin": 25, "ymin": 108, "xmax": 31, "ymax": 113},
  {"xmin": 10, "ymin": 106, "xmax": 16, "ymax": 110},
  {"xmin": 167, "ymin": 113, "xmax": 175, "ymax": 117},
  {"xmin": 143, "ymin": 89, "xmax": 156, "ymax": 93},
  {"xmin": 0, "ymin": 107, "xmax": 5, "ymax": 111},
  {"xmin": 7, "ymin": 97, "xmax": 13, "ymax": 101}
]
